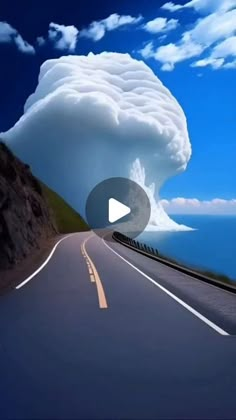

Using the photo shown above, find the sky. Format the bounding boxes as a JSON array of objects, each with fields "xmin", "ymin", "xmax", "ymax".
[{"xmin": 0, "ymin": 0, "xmax": 235, "ymax": 214}]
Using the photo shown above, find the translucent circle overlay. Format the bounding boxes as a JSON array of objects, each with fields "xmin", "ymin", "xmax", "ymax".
[{"xmin": 85, "ymin": 177, "xmax": 151, "ymax": 241}]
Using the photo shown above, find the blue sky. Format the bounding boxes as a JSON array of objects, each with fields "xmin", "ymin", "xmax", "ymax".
[{"xmin": 0, "ymin": 0, "xmax": 236, "ymax": 214}]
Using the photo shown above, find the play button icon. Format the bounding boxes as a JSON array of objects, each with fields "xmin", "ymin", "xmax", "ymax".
[
  {"xmin": 108, "ymin": 198, "xmax": 131, "ymax": 223},
  {"xmin": 85, "ymin": 177, "xmax": 151, "ymax": 240}
]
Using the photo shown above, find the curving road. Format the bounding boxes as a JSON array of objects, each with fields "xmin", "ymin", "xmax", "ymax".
[{"xmin": 0, "ymin": 232, "xmax": 236, "ymax": 419}]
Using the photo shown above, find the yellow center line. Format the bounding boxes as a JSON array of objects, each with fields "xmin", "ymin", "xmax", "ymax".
[
  {"xmin": 90, "ymin": 274, "xmax": 95, "ymax": 283},
  {"xmin": 81, "ymin": 234, "xmax": 108, "ymax": 309}
]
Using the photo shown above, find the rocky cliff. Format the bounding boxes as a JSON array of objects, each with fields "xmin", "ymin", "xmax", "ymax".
[{"xmin": 0, "ymin": 142, "xmax": 57, "ymax": 270}]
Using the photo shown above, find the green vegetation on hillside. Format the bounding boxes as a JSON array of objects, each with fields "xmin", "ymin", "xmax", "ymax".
[{"xmin": 40, "ymin": 182, "xmax": 89, "ymax": 234}]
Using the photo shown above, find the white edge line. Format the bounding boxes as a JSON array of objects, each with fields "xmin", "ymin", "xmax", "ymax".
[
  {"xmin": 102, "ymin": 238, "xmax": 229, "ymax": 336},
  {"xmin": 16, "ymin": 233, "xmax": 77, "ymax": 290}
]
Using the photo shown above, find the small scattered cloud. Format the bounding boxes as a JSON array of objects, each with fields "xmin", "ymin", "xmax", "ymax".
[
  {"xmin": 0, "ymin": 21, "xmax": 35, "ymax": 54},
  {"xmin": 155, "ymin": 38, "xmax": 204, "ymax": 71},
  {"xmin": 161, "ymin": 62, "xmax": 176, "ymax": 71},
  {"xmin": 224, "ymin": 59, "xmax": 236, "ymax": 68},
  {"xmin": 191, "ymin": 57, "xmax": 225, "ymax": 69},
  {"xmin": 80, "ymin": 13, "xmax": 142, "ymax": 41},
  {"xmin": 192, "ymin": 36, "xmax": 236, "ymax": 69},
  {"xmin": 36, "ymin": 36, "xmax": 45, "ymax": 47},
  {"xmin": 161, "ymin": 197, "xmax": 236, "ymax": 214},
  {"xmin": 138, "ymin": 41, "xmax": 154, "ymax": 59},
  {"xmin": 161, "ymin": 2, "xmax": 184, "ymax": 12},
  {"xmin": 37, "ymin": 22, "xmax": 79, "ymax": 51},
  {"xmin": 143, "ymin": 17, "xmax": 178, "ymax": 34},
  {"xmin": 189, "ymin": 9, "xmax": 236, "ymax": 46},
  {"xmin": 139, "ymin": 4, "xmax": 236, "ymax": 71},
  {"xmin": 162, "ymin": 0, "xmax": 236, "ymax": 14},
  {"xmin": 212, "ymin": 36, "xmax": 236, "ymax": 58},
  {"xmin": 139, "ymin": 36, "xmax": 203, "ymax": 71}
]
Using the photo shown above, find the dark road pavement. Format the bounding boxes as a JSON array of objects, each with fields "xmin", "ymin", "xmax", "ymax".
[{"xmin": 0, "ymin": 232, "xmax": 236, "ymax": 419}]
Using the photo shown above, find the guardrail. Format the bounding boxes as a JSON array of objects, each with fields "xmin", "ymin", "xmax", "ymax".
[
  {"xmin": 112, "ymin": 231, "xmax": 159, "ymax": 258},
  {"xmin": 112, "ymin": 231, "xmax": 236, "ymax": 295}
]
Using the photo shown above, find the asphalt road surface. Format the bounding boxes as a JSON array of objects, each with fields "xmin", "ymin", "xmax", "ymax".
[{"xmin": 0, "ymin": 232, "xmax": 236, "ymax": 420}]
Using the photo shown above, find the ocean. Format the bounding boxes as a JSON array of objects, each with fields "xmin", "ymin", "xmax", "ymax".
[{"xmin": 139, "ymin": 215, "xmax": 236, "ymax": 281}]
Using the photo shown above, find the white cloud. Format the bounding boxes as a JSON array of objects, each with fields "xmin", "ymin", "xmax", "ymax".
[
  {"xmin": 0, "ymin": 21, "xmax": 35, "ymax": 54},
  {"xmin": 154, "ymin": 38, "xmax": 204, "ymax": 70},
  {"xmin": 212, "ymin": 36, "xmax": 236, "ymax": 58},
  {"xmin": 14, "ymin": 35, "xmax": 35, "ymax": 54},
  {"xmin": 161, "ymin": 2, "xmax": 184, "ymax": 12},
  {"xmin": 161, "ymin": 198, "xmax": 236, "ymax": 214},
  {"xmin": 224, "ymin": 59, "xmax": 236, "ymax": 68},
  {"xmin": 138, "ymin": 41, "xmax": 154, "ymax": 59},
  {"xmin": 162, "ymin": 0, "xmax": 236, "ymax": 13},
  {"xmin": 104, "ymin": 13, "xmax": 142, "ymax": 30},
  {"xmin": 141, "ymin": 6, "xmax": 236, "ymax": 70},
  {"xmin": 36, "ymin": 36, "xmax": 45, "ymax": 47},
  {"xmin": 192, "ymin": 36, "xmax": 236, "ymax": 69},
  {"xmin": 80, "ymin": 13, "xmax": 142, "ymax": 41},
  {"xmin": 143, "ymin": 17, "xmax": 178, "ymax": 34},
  {"xmin": 139, "ymin": 36, "xmax": 203, "ymax": 70},
  {"xmin": 80, "ymin": 21, "xmax": 105, "ymax": 41},
  {"xmin": 192, "ymin": 57, "xmax": 225, "ymax": 69},
  {"xmin": 190, "ymin": 9, "xmax": 236, "ymax": 46},
  {"xmin": 2, "ymin": 53, "xmax": 191, "ymax": 231},
  {"xmin": 161, "ymin": 62, "xmax": 175, "ymax": 71},
  {"xmin": 37, "ymin": 22, "xmax": 79, "ymax": 51}
]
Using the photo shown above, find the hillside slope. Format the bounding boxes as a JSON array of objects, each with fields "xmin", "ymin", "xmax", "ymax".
[
  {"xmin": 41, "ymin": 182, "xmax": 89, "ymax": 233},
  {"xmin": 0, "ymin": 142, "xmax": 88, "ymax": 270}
]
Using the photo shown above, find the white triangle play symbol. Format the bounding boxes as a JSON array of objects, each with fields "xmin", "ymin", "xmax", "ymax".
[{"xmin": 108, "ymin": 198, "xmax": 131, "ymax": 224}]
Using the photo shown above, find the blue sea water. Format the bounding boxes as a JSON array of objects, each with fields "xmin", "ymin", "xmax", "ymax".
[{"xmin": 139, "ymin": 215, "xmax": 236, "ymax": 281}]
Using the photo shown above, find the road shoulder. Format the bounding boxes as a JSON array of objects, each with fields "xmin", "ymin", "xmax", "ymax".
[
  {"xmin": 105, "ymin": 237, "xmax": 236, "ymax": 335},
  {"xmin": 0, "ymin": 234, "xmax": 62, "ymax": 294}
]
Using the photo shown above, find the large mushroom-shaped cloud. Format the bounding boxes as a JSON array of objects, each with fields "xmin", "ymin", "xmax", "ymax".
[{"xmin": 2, "ymin": 52, "xmax": 192, "ymax": 230}]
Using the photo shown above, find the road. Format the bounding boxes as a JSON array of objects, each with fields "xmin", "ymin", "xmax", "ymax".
[{"xmin": 0, "ymin": 231, "xmax": 236, "ymax": 419}]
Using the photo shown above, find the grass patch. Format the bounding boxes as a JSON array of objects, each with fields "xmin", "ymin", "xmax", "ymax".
[{"xmin": 40, "ymin": 182, "xmax": 89, "ymax": 234}]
